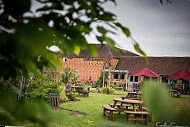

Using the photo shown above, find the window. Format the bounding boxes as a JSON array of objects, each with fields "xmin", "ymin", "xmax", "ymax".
[
  {"xmin": 114, "ymin": 73, "xmax": 119, "ymax": 79},
  {"xmin": 120, "ymin": 73, "xmax": 125, "ymax": 80},
  {"xmin": 129, "ymin": 76, "xmax": 133, "ymax": 82},
  {"xmin": 161, "ymin": 76, "xmax": 168, "ymax": 83},
  {"xmin": 89, "ymin": 76, "xmax": 92, "ymax": 81},
  {"xmin": 134, "ymin": 76, "xmax": 139, "ymax": 82},
  {"xmin": 62, "ymin": 57, "xmax": 67, "ymax": 62}
]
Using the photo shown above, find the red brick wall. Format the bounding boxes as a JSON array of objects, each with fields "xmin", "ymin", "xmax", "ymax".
[{"xmin": 59, "ymin": 57, "xmax": 119, "ymax": 83}]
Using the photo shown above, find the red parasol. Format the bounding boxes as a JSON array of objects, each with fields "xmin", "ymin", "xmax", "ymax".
[
  {"xmin": 131, "ymin": 67, "xmax": 159, "ymax": 77},
  {"xmin": 168, "ymin": 69, "xmax": 190, "ymax": 81}
]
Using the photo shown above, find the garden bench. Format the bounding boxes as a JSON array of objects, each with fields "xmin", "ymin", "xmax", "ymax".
[
  {"xmin": 102, "ymin": 104, "xmax": 117, "ymax": 120},
  {"xmin": 109, "ymin": 104, "xmax": 130, "ymax": 114},
  {"xmin": 126, "ymin": 92, "xmax": 142, "ymax": 99},
  {"xmin": 78, "ymin": 88, "xmax": 90, "ymax": 97},
  {"xmin": 78, "ymin": 90, "xmax": 89, "ymax": 97},
  {"xmin": 124, "ymin": 110, "xmax": 149, "ymax": 124},
  {"xmin": 142, "ymin": 107, "xmax": 152, "ymax": 122}
]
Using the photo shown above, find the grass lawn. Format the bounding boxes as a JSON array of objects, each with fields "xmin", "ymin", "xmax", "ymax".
[{"xmin": 50, "ymin": 91, "xmax": 190, "ymax": 127}]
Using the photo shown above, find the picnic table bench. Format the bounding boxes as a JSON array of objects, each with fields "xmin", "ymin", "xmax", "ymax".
[
  {"xmin": 113, "ymin": 98, "xmax": 143, "ymax": 111},
  {"xmin": 78, "ymin": 88, "xmax": 90, "ymax": 97},
  {"xmin": 124, "ymin": 110, "xmax": 149, "ymax": 124},
  {"xmin": 66, "ymin": 85, "xmax": 90, "ymax": 97},
  {"xmin": 102, "ymin": 105, "xmax": 117, "ymax": 120},
  {"xmin": 126, "ymin": 92, "xmax": 142, "ymax": 99},
  {"xmin": 71, "ymin": 86, "xmax": 84, "ymax": 92},
  {"xmin": 102, "ymin": 98, "xmax": 150, "ymax": 124}
]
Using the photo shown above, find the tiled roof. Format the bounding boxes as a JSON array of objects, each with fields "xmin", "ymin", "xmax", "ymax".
[
  {"xmin": 116, "ymin": 57, "xmax": 190, "ymax": 75},
  {"xmin": 59, "ymin": 44, "xmax": 138, "ymax": 58}
]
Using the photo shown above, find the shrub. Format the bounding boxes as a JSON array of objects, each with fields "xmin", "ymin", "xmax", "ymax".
[
  {"xmin": 117, "ymin": 83, "xmax": 124, "ymax": 87},
  {"xmin": 110, "ymin": 83, "xmax": 116, "ymax": 89},
  {"xmin": 60, "ymin": 67, "xmax": 79, "ymax": 85},
  {"xmin": 96, "ymin": 73, "xmax": 107, "ymax": 88},
  {"xmin": 90, "ymin": 88, "xmax": 97, "ymax": 93},
  {"xmin": 58, "ymin": 85, "xmax": 68, "ymax": 102},
  {"xmin": 100, "ymin": 86, "xmax": 115, "ymax": 94},
  {"xmin": 24, "ymin": 78, "xmax": 60, "ymax": 102},
  {"xmin": 66, "ymin": 94, "xmax": 76, "ymax": 101}
]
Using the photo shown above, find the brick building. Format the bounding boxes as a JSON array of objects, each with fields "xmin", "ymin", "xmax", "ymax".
[
  {"xmin": 59, "ymin": 44, "xmax": 190, "ymax": 86},
  {"xmin": 59, "ymin": 44, "xmax": 138, "ymax": 83}
]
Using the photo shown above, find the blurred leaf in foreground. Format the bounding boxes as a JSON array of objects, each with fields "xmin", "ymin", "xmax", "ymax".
[
  {"xmin": 143, "ymin": 82, "xmax": 190, "ymax": 126},
  {"xmin": 0, "ymin": 90, "xmax": 54, "ymax": 127},
  {"xmin": 142, "ymin": 81, "xmax": 174, "ymax": 123}
]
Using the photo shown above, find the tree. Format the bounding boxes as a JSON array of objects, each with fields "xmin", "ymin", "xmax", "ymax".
[
  {"xmin": 61, "ymin": 67, "xmax": 78, "ymax": 85},
  {"xmin": 0, "ymin": 0, "xmax": 147, "ymax": 82}
]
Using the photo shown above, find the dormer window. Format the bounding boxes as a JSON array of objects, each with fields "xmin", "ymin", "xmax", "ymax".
[{"xmin": 62, "ymin": 57, "xmax": 67, "ymax": 62}]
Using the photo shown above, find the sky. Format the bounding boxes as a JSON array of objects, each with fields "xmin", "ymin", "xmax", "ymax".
[
  {"xmin": 100, "ymin": 0, "xmax": 190, "ymax": 56},
  {"xmin": 33, "ymin": 0, "xmax": 190, "ymax": 57}
]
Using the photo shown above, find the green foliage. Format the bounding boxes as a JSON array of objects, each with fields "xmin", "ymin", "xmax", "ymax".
[
  {"xmin": 117, "ymin": 83, "xmax": 124, "ymax": 87},
  {"xmin": 66, "ymin": 94, "xmax": 77, "ymax": 101},
  {"xmin": 0, "ymin": 0, "xmax": 154, "ymax": 126},
  {"xmin": 59, "ymin": 91, "xmax": 131, "ymax": 127},
  {"xmin": 58, "ymin": 91, "xmax": 190, "ymax": 127},
  {"xmin": 109, "ymin": 83, "xmax": 116, "ymax": 89},
  {"xmin": 24, "ymin": 78, "xmax": 60, "ymax": 102},
  {"xmin": 100, "ymin": 86, "xmax": 115, "ymax": 94},
  {"xmin": 0, "ymin": 0, "xmax": 147, "ymax": 82},
  {"xmin": 96, "ymin": 73, "xmax": 107, "ymax": 87},
  {"xmin": 58, "ymin": 85, "xmax": 68, "ymax": 102},
  {"xmin": 60, "ymin": 67, "xmax": 79, "ymax": 85},
  {"xmin": 89, "ymin": 88, "xmax": 97, "ymax": 93},
  {"xmin": 134, "ymin": 43, "xmax": 147, "ymax": 58},
  {"xmin": 142, "ymin": 81, "xmax": 174, "ymax": 123},
  {"xmin": 109, "ymin": 83, "xmax": 124, "ymax": 90},
  {"xmin": 0, "ymin": 91, "xmax": 54, "ymax": 127},
  {"xmin": 43, "ymin": 70, "xmax": 60, "ymax": 83},
  {"xmin": 142, "ymin": 81, "xmax": 190, "ymax": 126}
]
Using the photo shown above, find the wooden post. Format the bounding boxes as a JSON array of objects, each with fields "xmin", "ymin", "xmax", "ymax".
[
  {"xmin": 189, "ymin": 81, "xmax": 190, "ymax": 95},
  {"xmin": 125, "ymin": 72, "xmax": 129, "ymax": 90},
  {"xmin": 108, "ymin": 68, "xmax": 111, "ymax": 86},
  {"xmin": 103, "ymin": 70, "xmax": 105, "ymax": 87},
  {"xmin": 159, "ymin": 76, "xmax": 162, "ymax": 83},
  {"xmin": 140, "ymin": 76, "xmax": 144, "ymax": 84},
  {"xmin": 168, "ymin": 79, "xmax": 170, "ymax": 85}
]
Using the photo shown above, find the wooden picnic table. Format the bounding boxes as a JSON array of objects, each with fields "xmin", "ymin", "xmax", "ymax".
[
  {"xmin": 170, "ymin": 89, "xmax": 181, "ymax": 97},
  {"xmin": 70, "ymin": 86, "xmax": 84, "ymax": 92},
  {"xmin": 103, "ymin": 98, "xmax": 150, "ymax": 124},
  {"xmin": 127, "ymin": 91, "xmax": 142, "ymax": 98},
  {"xmin": 133, "ymin": 88, "xmax": 140, "ymax": 92},
  {"xmin": 112, "ymin": 98, "xmax": 143, "ymax": 112}
]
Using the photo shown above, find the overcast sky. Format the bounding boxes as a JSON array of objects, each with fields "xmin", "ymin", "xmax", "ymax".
[
  {"xmin": 101, "ymin": 0, "xmax": 190, "ymax": 56},
  {"xmin": 33, "ymin": 0, "xmax": 190, "ymax": 56}
]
